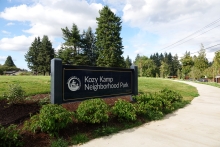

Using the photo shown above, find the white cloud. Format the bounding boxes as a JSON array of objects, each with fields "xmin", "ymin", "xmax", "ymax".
[
  {"xmin": 6, "ymin": 22, "xmax": 14, "ymax": 26},
  {"xmin": 122, "ymin": 0, "xmax": 220, "ymax": 59},
  {"xmin": 0, "ymin": 35, "xmax": 35, "ymax": 51},
  {"xmin": 2, "ymin": 30, "xmax": 11, "ymax": 34},
  {"xmin": 0, "ymin": 0, "xmax": 104, "ymax": 51},
  {"xmin": 0, "ymin": 1, "xmax": 103, "ymax": 37}
]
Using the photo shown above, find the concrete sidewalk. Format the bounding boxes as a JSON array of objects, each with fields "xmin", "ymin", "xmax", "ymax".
[{"xmin": 73, "ymin": 81, "xmax": 220, "ymax": 147}]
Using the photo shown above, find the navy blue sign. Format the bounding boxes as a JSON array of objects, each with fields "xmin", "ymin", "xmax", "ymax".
[
  {"xmin": 63, "ymin": 66, "xmax": 133, "ymax": 102},
  {"xmin": 51, "ymin": 58, "xmax": 138, "ymax": 104}
]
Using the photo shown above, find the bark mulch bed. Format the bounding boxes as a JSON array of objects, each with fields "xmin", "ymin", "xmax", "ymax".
[{"xmin": 0, "ymin": 94, "xmax": 132, "ymax": 147}]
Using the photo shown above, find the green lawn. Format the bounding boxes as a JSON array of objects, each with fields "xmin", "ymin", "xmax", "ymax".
[
  {"xmin": 196, "ymin": 81, "xmax": 220, "ymax": 88},
  {"xmin": 0, "ymin": 76, "xmax": 199, "ymax": 101},
  {"xmin": 138, "ymin": 77, "xmax": 199, "ymax": 101},
  {"xmin": 0, "ymin": 76, "xmax": 50, "ymax": 99}
]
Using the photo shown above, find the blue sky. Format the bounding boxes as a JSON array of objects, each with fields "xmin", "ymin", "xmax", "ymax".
[{"xmin": 0, "ymin": 0, "xmax": 220, "ymax": 70}]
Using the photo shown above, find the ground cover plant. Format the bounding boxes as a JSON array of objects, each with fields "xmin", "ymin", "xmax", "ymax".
[{"xmin": 0, "ymin": 77, "xmax": 199, "ymax": 147}]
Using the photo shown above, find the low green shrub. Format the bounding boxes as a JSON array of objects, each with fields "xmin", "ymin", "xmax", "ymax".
[
  {"xmin": 38, "ymin": 96, "xmax": 50, "ymax": 106},
  {"xmin": 0, "ymin": 124, "xmax": 23, "ymax": 147},
  {"xmin": 134, "ymin": 89, "xmax": 184, "ymax": 120},
  {"xmin": 71, "ymin": 133, "xmax": 89, "ymax": 145},
  {"xmin": 94, "ymin": 125, "xmax": 119, "ymax": 137},
  {"xmin": 50, "ymin": 138, "xmax": 68, "ymax": 147},
  {"xmin": 112, "ymin": 99, "xmax": 136, "ymax": 122},
  {"xmin": 3, "ymin": 84, "xmax": 26, "ymax": 105},
  {"xmin": 23, "ymin": 104, "xmax": 73, "ymax": 136},
  {"xmin": 159, "ymin": 88, "xmax": 183, "ymax": 113},
  {"xmin": 76, "ymin": 98, "xmax": 109, "ymax": 124},
  {"xmin": 134, "ymin": 93, "xmax": 164, "ymax": 120},
  {"xmin": 18, "ymin": 72, "xmax": 31, "ymax": 76},
  {"xmin": 159, "ymin": 88, "xmax": 183, "ymax": 103}
]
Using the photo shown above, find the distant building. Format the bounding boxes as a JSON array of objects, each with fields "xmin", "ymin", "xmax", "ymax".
[
  {"xmin": 4, "ymin": 71, "xmax": 19, "ymax": 76},
  {"xmin": 214, "ymin": 75, "xmax": 220, "ymax": 83}
]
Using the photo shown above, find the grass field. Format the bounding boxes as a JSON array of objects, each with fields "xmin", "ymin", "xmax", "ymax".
[
  {"xmin": 0, "ymin": 76, "xmax": 199, "ymax": 100},
  {"xmin": 0, "ymin": 76, "xmax": 50, "ymax": 99},
  {"xmin": 196, "ymin": 81, "xmax": 220, "ymax": 88},
  {"xmin": 138, "ymin": 77, "xmax": 199, "ymax": 101}
]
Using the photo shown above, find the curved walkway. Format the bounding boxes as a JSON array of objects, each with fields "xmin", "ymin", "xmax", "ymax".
[{"xmin": 74, "ymin": 81, "xmax": 220, "ymax": 147}]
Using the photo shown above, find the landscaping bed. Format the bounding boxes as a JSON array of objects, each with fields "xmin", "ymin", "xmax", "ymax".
[{"xmin": 0, "ymin": 94, "xmax": 132, "ymax": 147}]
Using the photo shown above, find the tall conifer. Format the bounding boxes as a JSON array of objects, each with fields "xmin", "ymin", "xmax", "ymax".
[{"xmin": 96, "ymin": 6, "xmax": 125, "ymax": 67}]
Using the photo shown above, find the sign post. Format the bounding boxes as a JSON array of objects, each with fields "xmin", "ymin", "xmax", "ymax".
[{"xmin": 51, "ymin": 58, "xmax": 138, "ymax": 104}]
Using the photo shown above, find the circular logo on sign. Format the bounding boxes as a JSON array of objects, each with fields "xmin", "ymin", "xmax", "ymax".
[{"xmin": 67, "ymin": 76, "xmax": 81, "ymax": 91}]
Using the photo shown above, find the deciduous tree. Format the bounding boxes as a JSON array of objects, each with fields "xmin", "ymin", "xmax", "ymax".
[{"xmin": 180, "ymin": 51, "xmax": 194, "ymax": 78}]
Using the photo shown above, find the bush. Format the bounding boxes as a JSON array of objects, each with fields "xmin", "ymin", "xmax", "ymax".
[
  {"xmin": 133, "ymin": 93, "xmax": 164, "ymax": 120},
  {"xmin": 133, "ymin": 89, "xmax": 184, "ymax": 120},
  {"xmin": 38, "ymin": 97, "xmax": 50, "ymax": 106},
  {"xmin": 50, "ymin": 138, "xmax": 68, "ymax": 147},
  {"xmin": 0, "ymin": 124, "xmax": 23, "ymax": 147},
  {"xmin": 159, "ymin": 89, "xmax": 183, "ymax": 113},
  {"xmin": 71, "ymin": 133, "xmax": 89, "ymax": 145},
  {"xmin": 159, "ymin": 88, "xmax": 183, "ymax": 103},
  {"xmin": 94, "ymin": 125, "xmax": 119, "ymax": 137},
  {"xmin": 3, "ymin": 84, "xmax": 26, "ymax": 105},
  {"xmin": 23, "ymin": 104, "xmax": 73, "ymax": 136},
  {"xmin": 76, "ymin": 98, "xmax": 109, "ymax": 124},
  {"xmin": 112, "ymin": 99, "xmax": 136, "ymax": 122}
]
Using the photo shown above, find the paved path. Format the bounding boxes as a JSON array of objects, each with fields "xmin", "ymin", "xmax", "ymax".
[{"xmin": 73, "ymin": 81, "xmax": 220, "ymax": 147}]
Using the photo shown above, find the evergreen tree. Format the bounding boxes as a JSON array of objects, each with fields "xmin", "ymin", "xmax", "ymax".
[
  {"xmin": 25, "ymin": 36, "xmax": 54, "ymax": 75},
  {"xmin": 37, "ymin": 35, "xmax": 55, "ymax": 75},
  {"xmin": 4, "ymin": 56, "xmax": 16, "ymax": 67},
  {"xmin": 134, "ymin": 54, "xmax": 141, "ymax": 64},
  {"xmin": 150, "ymin": 53, "xmax": 161, "ymax": 77},
  {"xmin": 96, "ymin": 6, "xmax": 125, "ymax": 67},
  {"xmin": 171, "ymin": 54, "xmax": 180, "ymax": 76},
  {"xmin": 57, "ymin": 45, "xmax": 74, "ymax": 64},
  {"xmin": 25, "ymin": 37, "xmax": 41, "ymax": 74},
  {"xmin": 61, "ymin": 23, "xmax": 91, "ymax": 65},
  {"xmin": 81, "ymin": 27, "xmax": 98, "ymax": 66},
  {"xmin": 125, "ymin": 55, "xmax": 132, "ymax": 68},
  {"xmin": 61, "ymin": 23, "xmax": 81, "ymax": 54}
]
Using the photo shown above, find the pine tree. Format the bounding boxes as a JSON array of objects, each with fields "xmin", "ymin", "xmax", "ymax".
[
  {"xmin": 61, "ymin": 23, "xmax": 90, "ymax": 65},
  {"xmin": 125, "ymin": 55, "xmax": 132, "ymax": 68},
  {"xmin": 172, "ymin": 54, "xmax": 180, "ymax": 76},
  {"xmin": 96, "ymin": 6, "xmax": 125, "ymax": 67},
  {"xmin": 25, "ymin": 37, "xmax": 41, "ymax": 74},
  {"xmin": 25, "ymin": 36, "xmax": 54, "ymax": 75},
  {"xmin": 57, "ymin": 45, "xmax": 74, "ymax": 64},
  {"xmin": 37, "ymin": 35, "xmax": 55, "ymax": 75},
  {"xmin": 81, "ymin": 27, "xmax": 98, "ymax": 66},
  {"xmin": 4, "ymin": 56, "xmax": 16, "ymax": 67}
]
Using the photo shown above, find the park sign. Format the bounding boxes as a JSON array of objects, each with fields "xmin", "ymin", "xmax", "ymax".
[{"xmin": 51, "ymin": 58, "xmax": 138, "ymax": 104}]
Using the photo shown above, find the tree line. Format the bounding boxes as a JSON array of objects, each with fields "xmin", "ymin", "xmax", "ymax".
[{"xmin": 134, "ymin": 44, "xmax": 220, "ymax": 80}]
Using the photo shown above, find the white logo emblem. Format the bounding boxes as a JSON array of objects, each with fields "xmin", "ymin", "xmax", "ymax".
[{"xmin": 67, "ymin": 76, "xmax": 81, "ymax": 91}]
